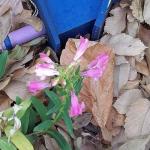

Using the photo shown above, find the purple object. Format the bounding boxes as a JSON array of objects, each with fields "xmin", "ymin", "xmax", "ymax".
[{"xmin": 2, "ymin": 25, "xmax": 46, "ymax": 50}]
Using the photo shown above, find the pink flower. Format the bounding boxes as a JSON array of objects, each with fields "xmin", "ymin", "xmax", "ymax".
[
  {"xmin": 69, "ymin": 91, "xmax": 85, "ymax": 117},
  {"xmin": 73, "ymin": 36, "xmax": 89, "ymax": 61},
  {"xmin": 39, "ymin": 52, "xmax": 54, "ymax": 64},
  {"xmin": 82, "ymin": 53, "xmax": 109, "ymax": 80},
  {"xmin": 27, "ymin": 81, "xmax": 50, "ymax": 94},
  {"xmin": 35, "ymin": 63, "xmax": 59, "ymax": 80}
]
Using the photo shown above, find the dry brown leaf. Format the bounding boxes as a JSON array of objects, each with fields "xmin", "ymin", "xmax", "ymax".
[
  {"xmin": 125, "ymin": 98, "xmax": 150, "ymax": 138},
  {"xmin": 0, "ymin": 0, "xmax": 23, "ymax": 16},
  {"xmin": 130, "ymin": 0, "xmax": 144, "ymax": 22},
  {"xmin": 0, "ymin": 77, "xmax": 11, "ymax": 90},
  {"xmin": 135, "ymin": 60, "xmax": 149, "ymax": 76},
  {"xmin": 106, "ymin": 107, "xmax": 125, "ymax": 131},
  {"xmin": 115, "ymin": 56, "xmax": 128, "ymax": 66},
  {"xmin": 73, "ymin": 113, "xmax": 92, "ymax": 129},
  {"xmin": 15, "ymin": 9, "xmax": 43, "ymax": 31},
  {"xmin": 127, "ymin": 21, "xmax": 139, "ymax": 37},
  {"xmin": 107, "ymin": 33, "xmax": 146, "ymax": 56},
  {"xmin": 61, "ymin": 39, "xmax": 114, "ymax": 128},
  {"xmin": 119, "ymin": 135, "xmax": 150, "ymax": 150},
  {"xmin": 44, "ymin": 135, "xmax": 59, "ymax": 150},
  {"xmin": 104, "ymin": 7, "xmax": 127, "ymax": 35},
  {"xmin": 120, "ymin": 0, "xmax": 131, "ymax": 8},
  {"xmin": 112, "ymin": 129, "xmax": 126, "ymax": 150},
  {"xmin": 114, "ymin": 64, "xmax": 130, "ymax": 97},
  {"xmin": 0, "ymin": 10, "xmax": 12, "ymax": 43},
  {"xmin": 123, "ymin": 80, "xmax": 140, "ymax": 90},
  {"xmin": 0, "ymin": 94, "xmax": 11, "ymax": 111},
  {"xmin": 139, "ymin": 25, "xmax": 150, "ymax": 73},
  {"xmin": 128, "ymin": 67, "xmax": 137, "ymax": 81},
  {"xmin": 4, "ymin": 80, "xmax": 31, "ymax": 101},
  {"xmin": 114, "ymin": 89, "xmax": 143, "ymax": 114},
  {"xmin": 143, "ymin": 0, "xmax": 150, "ymax": 25}
]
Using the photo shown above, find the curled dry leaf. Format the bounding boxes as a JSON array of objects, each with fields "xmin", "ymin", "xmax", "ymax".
[
  {"xmin": 122, "ymin": 80, "xmax": 140, "ymax": 90},
  {"xmin": 104, "ymin": 7, "xmax": 127, "ymax": 35},
  {"xmin": 114, "ymin": 63, "xmax": 130, "ymax": 97},
  {"xmin": 61, "ymin": 39, "xmax": 115, "ymax": 129},
  {"xmin": 130, "ymin": 0, "xmax": 144, "ymax": 22},
  {"xmin": 143, "ymin": 0, "xmax": 150, "ymax": 25},
  {"xmin": 0, "ymin": 77, "xmax": 11, "ymax": 90},
  {"xmin": 107, "ymin": 33, "xmax": 147, "ymax": 56},
  {"xmin": 73, "ymin": 113, "xmax": 92, "ymax": 129},
  {"xmin": 0, "ymin": 10, "xmax": 12, "ymax": 43},
  {"xmin": 135, "ymin": 60, "xmax": 149, "ymax": 76},
  {"xmin": 125, "ymin": 98, "xmax": 150, "ymax": 138},
  {"xmin": 0, "ymin": 94, "xmax": 11, "ymax": 111},
  {"xmin": 15, "ymin": 9, "xmax": 43, "ymax": 31},
  {"xmin": 114, "ymin": 89, "xmax": 143, "ymax": 114}
]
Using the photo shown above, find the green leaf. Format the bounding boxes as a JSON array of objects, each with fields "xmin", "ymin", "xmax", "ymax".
[
  {"xmin": 17, "ymin": 100, "xmax": 32, "ymax": 119},
  {"xmin": 45, "ymin": 90, "xmax": 61, "ymax": 106},
  {"xmin": 5, "ymin": 127, "xmax": 34, "ymax": 150},
  {"xmin": 47, "ymin": 130, "xmax": 72, "ymax": 150},
  {"xmin": 16, "ymin": 97, "xmax": 22, "ymax": 105},
  {"xmin": 63, "ymin": 112, "xmax": 73, "ymax": 136},
  {"xmin": 28, "ymin": 108, "xmax": 37, "ymax": 133},
  {"xmin": 21, "ymin": 109, "xmax": 30, "ymax": 134},
  {"xmin": 0, "ymin": 138, "xmax": 17, "ymax": 150},
  {"xmin": 45, "ymin": 90, "xmax": 62, "ymax": 115},
  {"xmin": 47, "ymin": 105, "xmax": 61, "ymax": 115},
  {"xmin": 0, "ymin": 51, "xmax": 8, "ymax": 79},
  {"xmin": 31, "ymin": 96, "xmax": 48, "ymax": 121},
  {"xmin": 34, "ymin": 120, "xmax": 52, "ymax": 132},
  {"xmin": 73, "ymin": 78, "xmax": 83, "ymax": 95}
]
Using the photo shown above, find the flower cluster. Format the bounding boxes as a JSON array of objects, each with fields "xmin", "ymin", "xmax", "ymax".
[{"xmin": 27, "ymin": 36, "xmax": 109, "ymax": 118}]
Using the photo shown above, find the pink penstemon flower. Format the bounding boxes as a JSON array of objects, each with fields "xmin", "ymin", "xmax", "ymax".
[
  {"xmin": 73, "ymin": 36, "xmax": 89, "ymax": 61},
  {"xmin": 27, "ymin": 81, "xmax": 51, "ymax": 94},
  {"xmin": 82, "ymin": 53, "xmax": 109, "ymax": 80},
  {"xmin": 39, "ymin": 52, "xmax": 54, "ymax": 64},
  {"xmin": 35, "ymin": 53, "xmax": 59, "ymax": 80},
  {"xmin": 69, "ymin": 91, "xmax": 85, "ymax": 117}
]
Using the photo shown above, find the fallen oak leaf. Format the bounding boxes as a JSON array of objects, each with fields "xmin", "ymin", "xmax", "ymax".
[
  {"xmin": 143, "ymin": 0, "xmax": 150, "ymax": 25},
  {"xmin": 4, "ymin": 80, "xmax": 31, "ymax": 101},
  {"xmin": 107, "ymin": 33, "xmax": 147, "ymax": 56},
  {"xmin": 125, "ymin": 98, "xmax": 150, "ymax": 138},
  {"xmin": 104, "ymin": 7, "xmax": 127, "ymax": 35},
  {"xmin": 114, "ymin": 89, "xmax": 143, "ymax": 114},
  {"xmin": 119, "ymin": 135, "xmax": 150, "ymax": 150},
  {"xmin": 61, "ymin": 39, "xmax": 115, "ymax": 128},
  {"xmin": 130, "ymin": 0, "xmax": 144, "ymax": 22}
]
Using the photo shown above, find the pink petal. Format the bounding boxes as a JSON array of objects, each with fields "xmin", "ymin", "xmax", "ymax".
[
  {"xmin": 73, "ymin": 36, "xmax": 89, "ymax": 61},
  {"xmin": 69, "ymin": 91, "xmax": 85, "ymax": 117},
  {"xmin": 27, "ymin": 81, "xmax": 50, "ymax": 94},
  {"xmin": 39, "ymin": 52, "xmax": 54, "ymax": 64}
]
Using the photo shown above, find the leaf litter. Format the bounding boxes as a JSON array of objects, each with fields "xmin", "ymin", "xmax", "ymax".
[{"xmin": 1, "ymin": 0, "xmax": 150, "ymax": 149}]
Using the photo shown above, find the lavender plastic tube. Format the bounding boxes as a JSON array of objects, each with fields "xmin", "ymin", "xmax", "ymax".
[{"xmin": 3, "ymin": 25, "xmax": 46, "ymax": 50}]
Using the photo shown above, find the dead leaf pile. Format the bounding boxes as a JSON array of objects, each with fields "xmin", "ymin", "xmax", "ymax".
[
  {"xmin": 0, "ymin": 0, "xmax": 43, "ymax": 44},
  {"xmin": 98, "ymin": 0, "xmax": 150, "ymax": 149}
]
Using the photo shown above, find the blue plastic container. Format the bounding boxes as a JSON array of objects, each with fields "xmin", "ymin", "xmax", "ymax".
[{"xmin": 33, "ymin": 0, "xmax": 117, "ymax": 52}]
